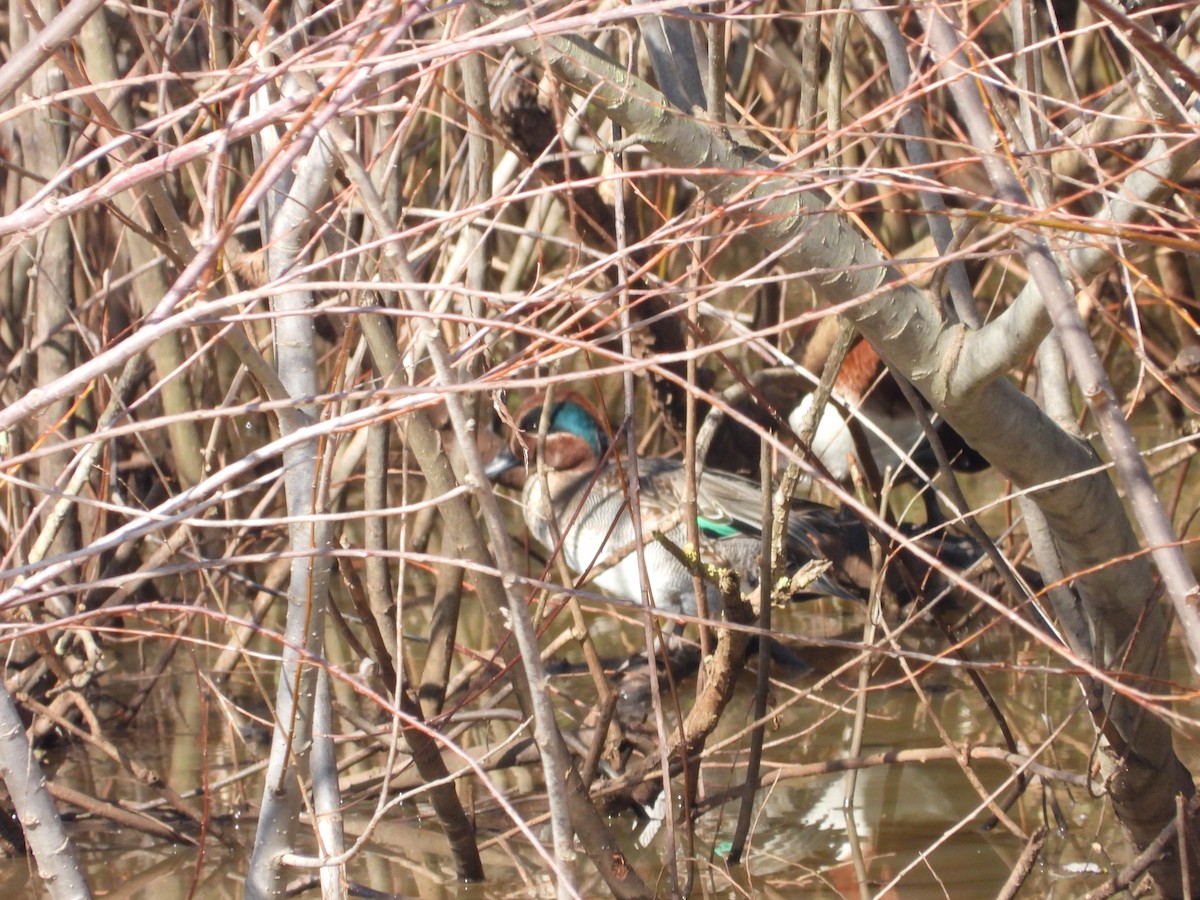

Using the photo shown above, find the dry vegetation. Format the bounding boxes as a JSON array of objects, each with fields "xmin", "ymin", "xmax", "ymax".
[{"xmin": 2, "ymin": 0, "xmax": 1200, "ymax": 897}]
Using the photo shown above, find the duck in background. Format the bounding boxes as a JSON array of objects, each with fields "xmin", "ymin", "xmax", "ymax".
[
  {"xmin": 788, "ymin": 338, "xmax": 989, "ymax": 522},
  {"xmin": 485, "ymin": 393, "xmax": 864, "ymax": 621},
  {"xmin": 709, "ymin": 336, "xmax": 988, "ymax": 524}
]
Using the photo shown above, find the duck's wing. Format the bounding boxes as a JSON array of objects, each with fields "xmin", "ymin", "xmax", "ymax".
[
  {"xmin": 697, "ymin": 470, "xmax": 847, "ymax": 551},
  {"xmin": 696, "ymin": 471, "xmax": 866, "ymax": 601},
  {"xmin": 632, "ymin": 461, "xmax": 780, "ymax": 541},
  {"xmin": 572, "ymin": 458, "xmax": 740, "ymax": 540},
  {"xmin": 692, "ymin": 468, "xmax": 762, "ymax": 528}
]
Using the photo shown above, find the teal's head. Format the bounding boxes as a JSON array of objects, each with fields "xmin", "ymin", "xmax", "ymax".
[{"xmin": 487, "ymin": 394, "xmax": 609, "ymax": 482}]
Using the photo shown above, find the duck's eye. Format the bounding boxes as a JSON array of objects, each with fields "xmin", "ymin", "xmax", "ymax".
[{"xmin": 517, "ymin": 407, "xmax": 546, "ymax": 433}]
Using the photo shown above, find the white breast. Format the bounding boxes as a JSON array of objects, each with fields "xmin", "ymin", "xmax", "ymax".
[
  {"xmin": 789, "ymin": 395, "xmax": 856, "ymax": 480},
  {"xmin": 789, "ymin": 395, "xmax": 927, "ymax": 480}
]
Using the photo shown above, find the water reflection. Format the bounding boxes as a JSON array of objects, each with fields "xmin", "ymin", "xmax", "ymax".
[{"xmin": 4, "ymin": 592, "xmax": 1197, "ymax": 898}]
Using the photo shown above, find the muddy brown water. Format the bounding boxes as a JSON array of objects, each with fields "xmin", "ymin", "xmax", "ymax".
[{"xmin": 4, "ymin": 592, "xmax": 1196, "ymax": 899}]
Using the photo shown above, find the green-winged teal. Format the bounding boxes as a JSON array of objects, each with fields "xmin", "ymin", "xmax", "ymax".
[{"xmin": 486, "ymin": 393, "xmax": 863, "ymax": 619}]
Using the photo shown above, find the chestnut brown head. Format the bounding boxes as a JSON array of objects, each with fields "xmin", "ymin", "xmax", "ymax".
[{"xmin": 485, "ymin": 393, "xmax": 610, "ymax": 486}]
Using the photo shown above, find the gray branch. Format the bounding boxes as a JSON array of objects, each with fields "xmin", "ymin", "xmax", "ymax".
[
  {"xmin": 0, "ymin": 687, "xmax": 91, "ymax": 899},
  {"xmin": 244, "ymin": 130, "xmax": 342, "ymax": 900}
]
